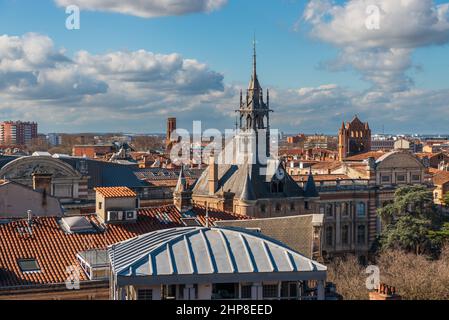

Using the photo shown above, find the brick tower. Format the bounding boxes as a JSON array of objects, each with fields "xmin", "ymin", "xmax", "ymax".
[{"xmin": 338, "ymin": 115, "xmax": 371, "ymax": 160}]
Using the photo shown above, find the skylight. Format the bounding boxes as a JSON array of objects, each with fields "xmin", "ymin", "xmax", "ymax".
[
  {"xmin": 181, "ymin": 217, "xmax": 201, "ymax": 227},
  {"xmin": 61, "ymin": 216, "xmax": 97, "ymax": 234},
  {"xmin": 18, "ymin": 259, "xmax": 41, "ymax": 273}
]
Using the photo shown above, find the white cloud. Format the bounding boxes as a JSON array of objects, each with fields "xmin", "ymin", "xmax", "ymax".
[
  {"xmin": 302, "ymin": 0, "xmax": 449, "ymax": 92},
  {"xmin": 0, "ymin": 33, "xmax": 226, "ymax": 132},
  {"xmin": 54, "ymin": 0, "xmax": 227, "ymax": 18}
]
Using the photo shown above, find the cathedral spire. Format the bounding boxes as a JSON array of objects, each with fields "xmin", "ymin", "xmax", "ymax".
[
  {"xmin": 253, "ymin": 35, "xmax": 257, "ymax": 81},
  {"xmin": 248, "ymin": 36, "xmax": 261, "ymax": 92}
]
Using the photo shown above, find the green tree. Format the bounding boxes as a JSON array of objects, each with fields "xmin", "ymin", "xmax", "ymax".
[{"xmin": 378, "ymin": 185, "xmax": 445, "ymax": 255}]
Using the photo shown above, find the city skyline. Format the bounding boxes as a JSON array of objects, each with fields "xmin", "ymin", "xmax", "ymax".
[{"xmin": 1, "ymin": 0, "xmax": 449, "ymax": 134}]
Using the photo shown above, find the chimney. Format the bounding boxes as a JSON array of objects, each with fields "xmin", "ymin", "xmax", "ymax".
[
  {"xmin": 27, "ymin": 210, "xmax": 33, "ymax": 226},
  {"xmin": 208, "ymin": 154, "xmax": 218, "ymax": 196},
  {"xmin": 369, "ymin": 284, "xmax": 402, "ymax": 301},
  {"xmin": 32, "ymin": 173, "xmax": 52, "ymax": 195}
]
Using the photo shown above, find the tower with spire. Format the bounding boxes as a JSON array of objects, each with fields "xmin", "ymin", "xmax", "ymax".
[
  {"xmin": 237, "ymin": 39, "xmax": 272, "ymax": 160},
  {"xmin": 173, "ymin": 166, "xmax": 193, "ymax": 213}
]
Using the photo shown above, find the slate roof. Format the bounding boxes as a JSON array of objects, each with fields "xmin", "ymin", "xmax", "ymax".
[
  {"xmin": 59, "ymin": 158, "xmax": 147, "ymax": 189},
  {"xmin": 193, "ymin": 161, "xmax": 305, "ymax": 199},
  {"xmin": 304, "ymin": 173, "xmax": 319, "ymax": 198}
]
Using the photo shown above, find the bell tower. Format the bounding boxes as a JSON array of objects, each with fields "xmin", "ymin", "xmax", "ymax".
[{"xmin": 236, "ymin": 40, "xmax": 273, "ymax": 160}]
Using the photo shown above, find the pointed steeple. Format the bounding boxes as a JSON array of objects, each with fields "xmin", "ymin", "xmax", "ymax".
[
  {"xmin": 175, "ymin": 166, "xmax": 187, "ymax": 193},
  {"xmin": 248, "ymin": 36, "xmax": 262, "ymax": 93},
  {"xmin": 304, "ymin": 170, "xmax": 319, "ymax": 198}
]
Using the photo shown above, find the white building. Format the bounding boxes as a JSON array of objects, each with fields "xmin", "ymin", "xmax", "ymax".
[{"xmin": 108, "ymin": 227, "xmax": 327, "ymax": 300}]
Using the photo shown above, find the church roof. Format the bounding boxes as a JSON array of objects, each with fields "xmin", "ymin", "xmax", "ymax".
[
  {"xmin": 192, "ymin": 160, "xmax": 305, "ymax": 200},
  {"xmin": 240, "ymin": 172, "xmax": 257, "ymax": 202}
]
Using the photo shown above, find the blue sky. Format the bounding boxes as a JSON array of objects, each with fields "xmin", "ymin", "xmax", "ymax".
[{"xmin": 1, "ymin": 0, "xmax": 449, "ymax": 134}]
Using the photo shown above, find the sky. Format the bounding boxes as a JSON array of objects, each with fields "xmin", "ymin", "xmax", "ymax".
[{"xmin": 1, "ymin": 0, "xmax": 449, "ymax": 134}]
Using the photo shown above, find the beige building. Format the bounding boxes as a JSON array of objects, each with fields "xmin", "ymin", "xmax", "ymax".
[
  {"xmin": 432, "ymin": 171, "xmax": 449, "ymax": 205},
  {"xmin": 95, "ymin": 187, "xmax": 139, "ymax": 223}
]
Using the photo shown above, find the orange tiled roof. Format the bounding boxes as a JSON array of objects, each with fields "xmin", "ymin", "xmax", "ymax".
[
  {"xmin": 344, "ymin": 151, "xmax": 386, "ymax": 161},
  {"xmin": 311, "ymin": 161, "xmax": 342, "ymax": 170},
  {"xmin": 0, "ymin": 205, "xmax": 250, "ymax": 288},
  {"xmin": 433, "ymin": 171, "xmax": 449, "ymax": 185},
  {"xmin": 293, "ymin": 174, "xmax": 350, "ymax": 182},
  {"xmin": 94, "ymin": 187, "xmax": 137, "ymax": 198}
]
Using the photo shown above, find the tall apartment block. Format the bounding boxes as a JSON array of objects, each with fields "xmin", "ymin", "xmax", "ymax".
[{"xmin": 0, "ymin": 121, "xmax": 38, "ymax": 145}]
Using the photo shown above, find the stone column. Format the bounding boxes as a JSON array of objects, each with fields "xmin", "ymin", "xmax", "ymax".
[{"xmin": 251, "ymin": 283, "xmax": 263, "ymax": 300}]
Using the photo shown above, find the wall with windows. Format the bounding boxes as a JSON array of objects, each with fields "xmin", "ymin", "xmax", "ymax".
[{"xmin": 319, "ymin": 198, "xmax": 369, "ymax": 258}]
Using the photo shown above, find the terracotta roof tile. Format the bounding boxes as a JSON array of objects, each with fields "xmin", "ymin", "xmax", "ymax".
[
  {"xmin": 94, "ymin": 187, "xmax": 137, "ymax": 198},
  {"xmin": 433, "ymin": 171, "xmax": 449, "ymax": 185},
  {"xmin": 0, "ymin": 205, "xmax": 249, "ymax": 288},
  {"xmin": 344, "ymin": 151, "xmax": 385, "ymax": 161}
]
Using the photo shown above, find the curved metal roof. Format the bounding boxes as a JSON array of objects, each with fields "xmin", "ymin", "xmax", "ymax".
[{"xmin": 108, "ymin": 227, "xmax": 326, "ymax": 277}]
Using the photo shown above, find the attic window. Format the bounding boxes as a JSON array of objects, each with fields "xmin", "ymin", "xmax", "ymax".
[
  {"xmin": 181, "ymin": 217, "xmax": 201, "ymax": 227},
  {"xmin": 18, "ymin": 259, "xmax": 41, "ymax": 273}
]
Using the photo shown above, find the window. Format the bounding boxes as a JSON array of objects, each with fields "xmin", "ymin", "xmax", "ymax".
[
  {"xmin": 342, "ymin": 225, "xmax": 349, "ymax": 245},
  {"xmin": 98, "ymin": 202, "xmax": 102, "ymax": 210},
  {"xmin": 319, "ymin": 205, "xmax": 325, "ymax": 215},
  {"xmin": 396, "ymin": 175, "xmax": 406, "ymax": 183},
  {"xmin": 263, "ymin": 284, "xmax": 278, "ymax": 298},
  {"xmin": 325, "ymin": 226, "xmax": 333, "ymax": 247},
  {"xmin": 275, "ymin": 203, "xmax": 281, "ymax": 212},
  {"xmin": 18, "ymin": 259, "xmax": 40, "ymax": 273},
  {"xmin": 342, "ymin": 203, "xmax": 349, "ymax": 216},
  {"xmin": 281, "ymin": 282, "xmax": 298, "ymax": 299},
  {"xmin": 290, "ymin": 203, "xmax": 295, "ymax": 211},
  {"xmin": 304, "ymin": 201, "xmax": 309, "ymax": 210},
  {"xmin": 260, "ymin": 204, "xmax": 266, "ymax": 213},
  {"xmin": 356, "ymin": 202, "xmax": 366, "ymax": 218},
  {"xmin": 357, "ymin": 225, "xmax": 366, "ymax": 245},
  {"xmin": 326, "ymin": 204, "xmax": 333, "ymax": 217},
  {"xmin": 381, "ymin": 175, "xmax": 391, "ymax": 183},
  {"xmin": 241, "ymin": 285, "xmax": 252, "ymax": 299},
  {"xmin": 412, "ymin": 174, "xmax": 421, "ymax": 182},
  {"xmin": 212, "ymin": 283, "xmax": 238, "ymax": 300},
  {"xmin": 137, "ymin": 289, "xmax": 153, "ymax": 300}
]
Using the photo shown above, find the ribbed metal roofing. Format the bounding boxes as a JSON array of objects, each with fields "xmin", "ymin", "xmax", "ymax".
[{"xmin": 108, "ymin": 227, "xmax": 326, "ymax": 277}]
